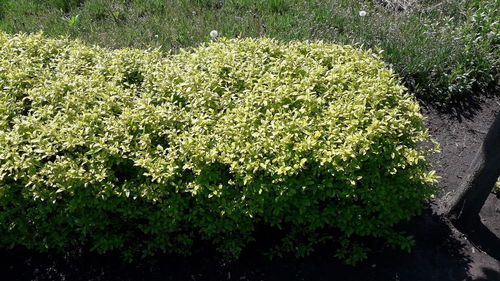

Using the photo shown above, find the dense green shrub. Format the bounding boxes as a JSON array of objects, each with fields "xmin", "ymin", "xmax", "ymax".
[{"xmin": 0, "ymin": 32, "xmax": 437, "ymax": 264}]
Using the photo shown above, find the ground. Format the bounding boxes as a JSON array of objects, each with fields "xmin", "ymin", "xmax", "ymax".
[{"xmin": 0, "ymin": 95, "xmax": 499, "ymax": 281}]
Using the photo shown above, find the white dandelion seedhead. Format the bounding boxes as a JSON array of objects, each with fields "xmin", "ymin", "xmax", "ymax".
[
  {"xmin": 210, "ymin": 30, "xmax": 218, "ymax": 39},
  {"xmin": 359, "ymin": 10, "xmax": 367, "ymax": 17}
]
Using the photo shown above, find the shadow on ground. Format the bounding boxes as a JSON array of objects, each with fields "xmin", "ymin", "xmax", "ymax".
[
  {"xmin": 419, "ymin": 88, "xmax": 499, "ymax": 123},
  {"xmin": 0, "ymin": 209, "xmax": 478, "ymax": 281},
  {"xmin": 473, "ymin": 268, "xmax": 500, "ymax": 281},
  {"xmin": 459, "ymin": 219, "xmax": 500, "ymax": 262}
]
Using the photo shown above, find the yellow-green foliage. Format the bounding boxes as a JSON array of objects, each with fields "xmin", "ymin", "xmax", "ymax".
[{"xmin": 0, "ymin": 32, "xmax": 437, "ymax": 264}]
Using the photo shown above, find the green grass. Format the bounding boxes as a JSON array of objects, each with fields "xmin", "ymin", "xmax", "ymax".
[{"xmin": 0, "ymin": 0, "xmax": 498, "ymax": 101}]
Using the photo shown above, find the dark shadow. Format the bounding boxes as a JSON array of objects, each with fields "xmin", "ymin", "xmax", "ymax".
[
  {"xmin": 418, "ymin": 94, "xmax": 484, "ymax": 122},
  {"xmin": 473, "ymin": 267, "xmax": 500, "ymax": 281},
  {"xmin": 446, "ymin": 110, "xmax": 500, "ymax": 233},
  {"xmin": 454, "ymin": 217, "xmax": 500, "ymax": 261},
  {"xmin": 417, "ymin": 85, "xmax": 500, "ymax": 122},
  {"xmin": 0, "ymin": 208, "xmax": 474, "ymax": 281}
]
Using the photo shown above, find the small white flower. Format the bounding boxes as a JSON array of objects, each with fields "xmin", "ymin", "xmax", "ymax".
[
  {"xmin": 359, "ymin": 10, "xmax": 367, "ymax": 17},
  {"xmin": 154, "ymin": 34, "xmax": 159, "ymax": 38},
  {"xmin": 210, "ymin": 30, "xmax": 218, "ymax": 39}
]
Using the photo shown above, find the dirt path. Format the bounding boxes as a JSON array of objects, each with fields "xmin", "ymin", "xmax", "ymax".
[
  {"xmin": 0, "ymin": 95, "xmax": 499, "ymax": 281},
  {"xmin": 421, "ymin": 94, "xmax": 500, "ymax": 281}
]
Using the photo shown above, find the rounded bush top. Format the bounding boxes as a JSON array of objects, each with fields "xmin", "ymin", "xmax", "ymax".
[
  {"xmin": 0, "ymin": 32, "xmax": 436, "ymax": 264},
  {"xmin": 170, "ymin": 37, "xmax": 429, "ymax": 184}
]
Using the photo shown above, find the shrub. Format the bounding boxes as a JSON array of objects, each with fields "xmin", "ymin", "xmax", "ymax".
[
  {"xmin": 0, "ymin": 0, "xmax": 497, "ymax": 101},
  {"xmin": 0, "ymin": 32, "xmax": 437, "ymax": 264}
]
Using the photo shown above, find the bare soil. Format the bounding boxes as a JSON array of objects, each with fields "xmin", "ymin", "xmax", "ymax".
[{"xmin": 1, "ymin": 95, "xmax": 499, "ymax": 281}]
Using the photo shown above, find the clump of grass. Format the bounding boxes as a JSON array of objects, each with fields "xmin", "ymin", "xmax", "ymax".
[
  {"xmin": 373, "ymin": 0, "xmax": 421, "ymax": 13},
  {"xmin": 0, "ymin": 0, "xmax": 498, "ymax": 101}
]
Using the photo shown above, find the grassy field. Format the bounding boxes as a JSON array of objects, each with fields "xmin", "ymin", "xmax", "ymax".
[{"xmin": 0, "ymin": 0, "xmax": 498, "ymax": 101}]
